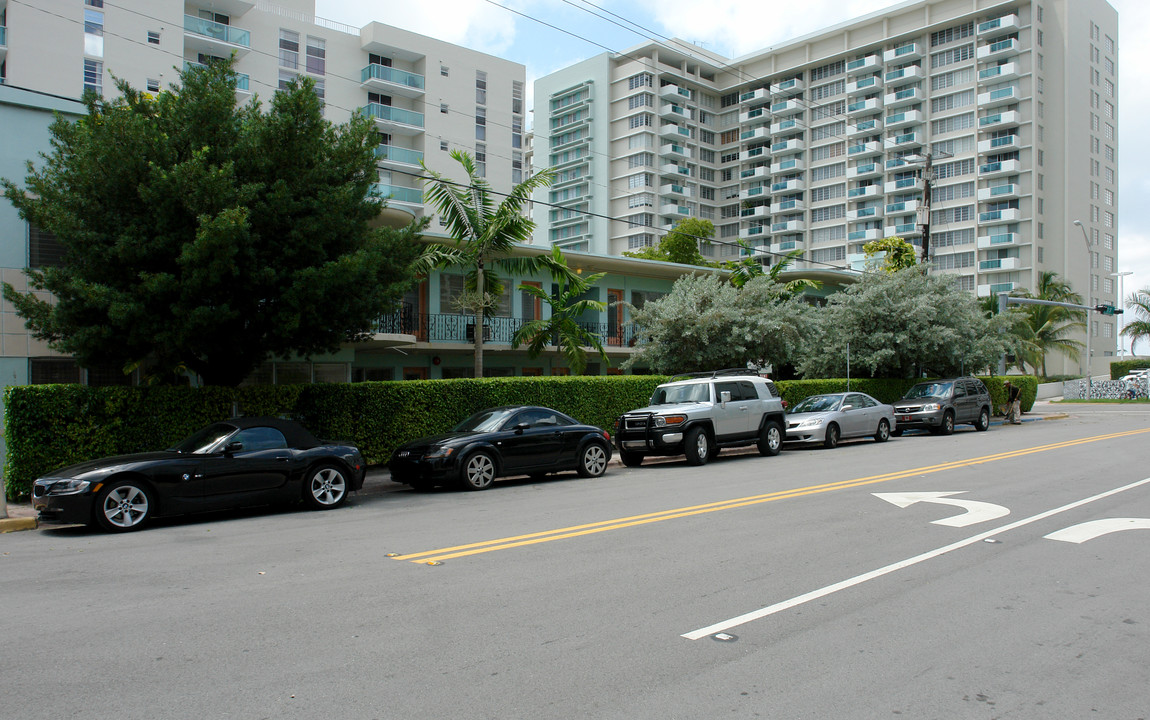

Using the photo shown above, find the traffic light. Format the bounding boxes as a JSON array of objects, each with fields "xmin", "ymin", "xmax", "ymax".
[{"xmin": 1094, "ymin": 304, "xmax": 1123, "ymax": 315}]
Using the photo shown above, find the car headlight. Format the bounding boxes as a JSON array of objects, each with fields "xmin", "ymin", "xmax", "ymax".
[
  {"xmin": 46, "ymin": 479, "xmax": 92, "ymax": 495},
  {"xmin": 797, "ymin": 417, "xmax": 824, "ymax": 428},
  {"xmin": 654, "ymin": 415, "xmax": 686, "ymax": 428},
  {"xmin": 423, "ymin": 446, "xmax": 455, "ymax": 460},
  {"xmin": 921, "ymin": 403, "xmax": 941, "ymax": 412}
]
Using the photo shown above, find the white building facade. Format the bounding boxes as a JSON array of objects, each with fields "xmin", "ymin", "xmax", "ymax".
[{"xmin": 533, "ymin": 0, "xmax": 1121, "ymax": 368}]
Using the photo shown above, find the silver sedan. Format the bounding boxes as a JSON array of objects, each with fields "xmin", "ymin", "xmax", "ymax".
[{"xmin": 784, "ymin": 392, "xmax": 896, "ymax": 449}]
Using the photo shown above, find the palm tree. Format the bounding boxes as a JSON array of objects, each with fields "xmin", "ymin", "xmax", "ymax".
[
  {"xmin": 512, "ymin": 246, "xmax": 609, "ymax": 375},
  {"xmin": 1120, "ymin": 288, "xmax": 1150, "ymax": 356},
  {"xmin": 419, "ymin": 151, "xmax": 556, "ymax": 377},
  {"xmin": 1022, "ymin": 271, "xmax": 1086, "ymax": 377}
]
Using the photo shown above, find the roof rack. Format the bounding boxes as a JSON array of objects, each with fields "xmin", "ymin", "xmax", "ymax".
[{"xmin": 669, "ymin": 368, "xmax": 763, "ymax": 381}]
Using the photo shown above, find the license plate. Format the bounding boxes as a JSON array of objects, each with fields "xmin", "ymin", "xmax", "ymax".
[{"xmin": 900, "ymin": 416, "xmax": 912, "ymax": 422}]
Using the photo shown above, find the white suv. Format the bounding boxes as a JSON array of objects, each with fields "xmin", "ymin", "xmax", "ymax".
[{"xmin": 613, "ymin": 370, "xmax": 787, "ymax": 467}]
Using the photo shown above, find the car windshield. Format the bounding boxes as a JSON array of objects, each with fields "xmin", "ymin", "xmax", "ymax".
[
  {"xmin": 453, "ymin": 409, "xmax": 515, "ymax": 433},
  {"xmin": 904, "ymin": 382, "xmax": 953, "ymax": 399},
  {"xmin": 651, "ymin": 383, "xmax": 711, "ymax": 405},
  {"xmin": 169, "ymin": 423, "xmax": 237, "ymax": 454},
  {"xmin": 789, "ymin": 395, "xmax": 842, "ymax": 414}
]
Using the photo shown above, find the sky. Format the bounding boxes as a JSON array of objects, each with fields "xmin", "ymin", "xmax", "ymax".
[{"xmin": 316, "ymin": 0, "xmax": 1149, "ymax": 356}]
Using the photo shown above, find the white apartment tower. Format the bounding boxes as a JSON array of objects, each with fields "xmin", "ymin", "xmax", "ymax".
[
  {"xmin": 0, "ymin": 0, "xmax": 527, "ymax": 221},
  {"xmin": 534, "ymin": 0, "xmax": 1120, "ymax": 368}
]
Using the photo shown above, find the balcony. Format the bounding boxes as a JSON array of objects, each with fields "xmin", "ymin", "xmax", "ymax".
[
  {"xmin": 884, "ymin": 87, "xmax": 921, "ymax": 108},
  {"xmin": 741, "ymin": 225, "xmax": 768, "ymax": 240},
  {"xmin": 740, "ymin": 166, "xmax": 770, "ymax": 180},
  {"xmin": 884, "ymin": 43, "xmax": 923, "ymax": 63},
  {"xmin": 884, "ymin": 109, "xmax": 924, "ymax": 130},
  {"xmin": 848, "ymin": 118, "xmax": 882, "ymax": 137},
  {"xmin": 848, "ymin": 185, "xmax": 880, "ymax": 199},
  {"xmin": 884, "ymin": 131, "xmax": 922, "ymax": 150},
  {"xmin": 769, "ymin": 78, "xmax": 804, "ymax": 96},
  {"xmin": 739, "ymin": 107, "xmax": 767, "ymax": 123},
  {"xmin": 977, "ymin": 13, "xmax": 1020, "ymax": 35},
  {"xmin": 770, "ymin": 138, "xmax": 805, "ymax": 154},
  {"xmin": 847, "ymin": 163, "xmax": 881, "ymax": 179},
  {"xmin": 886, "ymin": 157, "xmax": 909, "ymax": 170},
  {"xmin": 770, "ymin": 99, "xmax": 804, "ymax": 116},
  {"xmin": 771, "ymin": 239, "xmax": 804, "ymax": 254},
  {"xmin": 370, "ymin": 183, "xmax": 423, "ymax": 206},
  {"xmin": 661, "ymin": 162, "xmax": 693, "ymax": 177},
  {"xmin": 183, "ymin": 14, "xmax": 251, "ymax": 57},
  {"xmin": 977, "ymin": 37, "xmax": 1020, "ymax": 61},
  {"xmin": 979, "ymin": 110, "xmax": 1022, "ymax": 129},
  {"xmin": 978, "ymin": 62, "xmax": 1020, "ymax": 85},
  {"xmin": 661, "ymin": 202, "xmax": 692, "ymax": 217},
  {"xmin": 978, "ymin": 208, "xmax": 1021, "ymax": 224},
  {"xmin": 846, "ymin": 98, "xmax": 881, "ymax": 116},
  {"xmin": 740, "ymin": 88, "xmax": 769, "ymax": 104},
  {"xmin": 771, "ymin": 220, "xmax": 806, "ymax": 234},
  {"xmin": 979, "ymin": 158, "xmax": 1022, "ymax": 177},
  {"xmin": 660, "ymin": 183, "xmax": 692, "ymax": 197},
  {"xmin": 979, "ymin": 257, "xmax": 1020, "ymax": 271},
  {"xmin": 770, "ymin": 118, "xmax": 800, "ymax": 134},
  {"xmin": 742, "ymin": 147, "xmax": 766, "ymax": 161},
  {"xmin": 884, "ymin": 222, "xmax": 921, "ymax": 237},
  {"xmin": 374, "ymin": 144, "xmax": 424, "ymax": 168},
  {"xmin": 660, "ymin": 103, "xmax": 690, "ymax": 120},
  {"xmin": 848, "ymin": 141, "xmax": 883, "ymax": 158},
  {"xmin": 885, "ymin": 177, "xmax": 923, "ymax": 193},
  {"xmin": 885, "ymin": 199, "xmax": 920, "ymax": 214},
  {"xmin": 740, "ymin": 205, "xmax": 771, "ymax": 218},
  {"xmin": 740, "ymin": 126, "xmax": 771, "ymax": 142},
  {"xmin": 978, "ymin": 85, "xmax": 1019, "ymax": 108},
  {"xmin": 977, "ymin": 282, "xmax": 1016, "ymax": 297},
  {"xmin": 847, "ymin": 76, "xmax": 882, "ymax": 96},
  {"xmin": 660, "ymin": 143, "xmax": 692, "ymax": 159},
  {"xmin": 743, "ymin": 186, "xmax": 767, "ymax": 199},
  {"xmin": 770, "ymin": 178, "xmax": 805, "ymax": 194},
  {"xmin": 660, "ymin": 123, "xmax": 693, "ymax": 140},
  {"xmin": 773, "ymin": 198, "xmax": 805, "ymax": 212},
  {"xmin": 847, "ymin": 206, "xmax": 884, "ymax": 221},
  {"xmin": 978, "ymin": 134, "xmax": 1019, "ymax": 154},
  {"xmin": 0, "ymin": 25, "xmax": 6, "ymax": 61},
  {"xmin": 884, "ymin": 65, "xmax": 924, "ymax": 83},
  {"xmin": 846, "ymin": 55, "xmax": 880, "ymax": 75},
  {"xmin": 360, "ymin": 102, "xmax": 425, "ymax": 135},
  {"xmin": 771, "ymin": 158, "xmax": 805, "ymax": 174},
  {"xmin": 361, "ymin": 63, "xmax": 425, "ymax": 98},
  {"xmin": 848, "ymin": 228, "xmax": 882, "ymax": 242},
  {"xmin": 977, "ymin": 232, "xmax": 1020, "ymax": 248},
  {"xmin": 978, "ymin": 184, "xmax": 1019, "ymax": 201},
  {"xmin": 660, "ymin": 84, "xmax": 693, "ymax": 100}
]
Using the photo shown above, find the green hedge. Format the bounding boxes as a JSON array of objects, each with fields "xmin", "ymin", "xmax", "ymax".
[
  {"xmin": 3, "ymin": 374, "xmax": 1037, "ymax": 500},
  {"xmin": 1109, "ymin": 359, "xmax": 1150, "ymax": 380}
]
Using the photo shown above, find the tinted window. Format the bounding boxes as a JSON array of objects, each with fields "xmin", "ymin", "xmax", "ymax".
[
  {"xmin": 508, "ymin": 409, "xmax": 568, "ymax": 429},
  {"xmin": 738, "ymin": 381, "xmax": 759, "ymax": 401},
  {"xmin": 715, "ymin": 381, "xmax": 741, "ymax": 400},
  {"xmin": 790, "ymin": 395, "xmax": 842, "ymax": 413},
  {"xmin": 904, "ymin": 382, "xmax": 953, "ymax": 399},
  {"xmin": 954, "ymin": 383, "xmax": 967, "ymax": 397},
  {"xmin": 454, "ymin": 409, "xmax": 515, "ymax": 432},
  {"xmin": 233, "ymin": 427, "xmax": 288, "ymax": 451},
  {"xmin": 652, "ymin": 383, "xmax": 710, "ymax": 404},
  {"xmin": 171, "ymin": 423, "xmax": 237, "ymax": 454}
]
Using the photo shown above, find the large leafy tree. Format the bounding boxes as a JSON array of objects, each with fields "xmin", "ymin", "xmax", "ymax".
[
  {"xmin": 623, "ymin": 217, "xmax": 717, "ymax": 266},
  {"xmin": 2, "ymin": 62, "xmax": 423, "ymax": 386},
  {"xmin": 862, "ymin": 236, "xmax": 918, "ymax": 273},
  {"xmin": 1017, "ymin": 271, "xmax": 1085, "ymax": 377},
  {"xmin": 624, "ymin": 273, "xmax": 810, "ymax": 375},
  {"xmin": 1120, "ymin": 288, "xmax": 1150, "ymax": 356},
  {"xmin": 418, "ymin": 150, "xmax": 556, "ymax": 377},
  {"xmin": 796, "ymin": 267, "xmax": 1011, "ymax": 379},
  {"xmin": 512, "ymin": 246, "xmax": 609, "ymax": 375}
]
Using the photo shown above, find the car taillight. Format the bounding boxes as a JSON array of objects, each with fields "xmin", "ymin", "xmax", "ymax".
[
  {"xmin": 782, "ymin": 400, "xmax": 789, "ymax": 409},
  {"xmin": 602, "ymin": 430, "xmax": 611, "ymax": 441}
]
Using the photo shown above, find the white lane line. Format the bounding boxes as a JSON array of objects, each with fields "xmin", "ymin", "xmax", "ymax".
[
  {"xmin": 682, "ymin": 476, "xmax": 1150, "ymax": 640},
  {"xmin": 1045, "ymin": 518, "xmax": 1150, "ymax": 543}
]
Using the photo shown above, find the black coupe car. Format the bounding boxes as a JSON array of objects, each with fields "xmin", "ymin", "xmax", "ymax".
[
  {"xmin": 388, "ymin": 406, "xmax": 612, "ymax": 491},
  {"xmin": 31, "ymin": 417, "xmax": 366, "ymax": 532}
]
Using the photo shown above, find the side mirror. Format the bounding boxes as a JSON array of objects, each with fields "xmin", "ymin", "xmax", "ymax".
[
  {"xmin": 515, "ymin": 422, "xmax": 530, "ymax": 434},
  {"xmin": 225, "ymin": 441, "xmax": 244, "ymax": 454},
  {"xmin": 720, "ymin": 391, "xmax": 732, "ymax": 405},
  {"xmin": 841, "ymin": 404, "xmax": 854, "ymax": 411}
]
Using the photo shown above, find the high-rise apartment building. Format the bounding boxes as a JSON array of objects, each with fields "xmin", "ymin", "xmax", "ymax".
[{"xmin": 534, "ymin": 0, "xmax": 1120, "ymax": 369}]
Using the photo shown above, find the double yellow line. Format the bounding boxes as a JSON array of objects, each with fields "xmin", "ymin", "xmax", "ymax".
[{"xmin": 392, "ymin": 427, "xmax": 1150, "ymax": 565}]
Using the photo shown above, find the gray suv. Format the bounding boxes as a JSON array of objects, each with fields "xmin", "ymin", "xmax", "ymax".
[
  {"xmin": 891, "ymin": 377, "xmax": 992, "ymax": 435},
  {"xmin": 613, "ymin": 370, "xmax": 787, "ymax": 466}
]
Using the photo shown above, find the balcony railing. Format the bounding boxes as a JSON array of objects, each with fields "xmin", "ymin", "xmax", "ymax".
[
  {"xmin": 361, "ymin": 63, "xmax": 425, "ymax": 90},
  {"xmin": 375, "ymin": 145, "xmax": 424, "ymax": 166},
  {"xmin": 370, "ymin": 183, "xmax": 423, "ymax": 204},
  {"xmin": 184, "ymin": 61, "xmax": 250, "ymax": 90},
  {"xmin": 184, "ymin": 15, "xmax": 251, "ymax": 47},
  {"xmin": 361, "ymin": 102, "xmax": 425, "ymax": 128},
  {"xmin": 374, "ymin": 308, "xmax": 640, "ymax": 347}
]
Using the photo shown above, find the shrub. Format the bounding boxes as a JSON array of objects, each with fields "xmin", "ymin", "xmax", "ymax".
[{"xmin": 1109, "ymin": 359, "xmax": 1150, "ymax": 380}]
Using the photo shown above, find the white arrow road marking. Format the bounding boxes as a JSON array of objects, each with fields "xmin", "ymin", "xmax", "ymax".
[
  {"xmin": 1045, "ymin": 518, "xmax": 1150, "ymax": 543},
  {"xmin": 872, "ymin": 491, "xmax": 1010, "ymax": 527},
  {"xmin": 682, "ymin": 476, "xmax": 1150, "ymax": 640}
]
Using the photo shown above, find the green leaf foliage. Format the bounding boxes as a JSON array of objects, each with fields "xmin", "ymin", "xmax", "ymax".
[
  {"xmin": 1, "ymin": 62, "xmax": 424, "ymax": 386},
  {"xmin": 622, "ymin": 217, "xmax": 718, "ymax": 266},
  {"xmin": 1109, "ymin": 359, "xmax": 1150, "ymax": 380}
]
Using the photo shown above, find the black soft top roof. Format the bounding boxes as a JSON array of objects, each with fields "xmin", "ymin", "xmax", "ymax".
[{"xmin": 225, "ymin": 416, "xmax": 320, "ymax": 448}]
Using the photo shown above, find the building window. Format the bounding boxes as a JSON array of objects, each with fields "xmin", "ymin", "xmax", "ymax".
[
  {"xmin": 305, "ymin": 36, "xmax": 326, "ymax": 75},
  {"xmin": 30, "ymin": 359, "xmax": 81, "ymax": 385},
  {"xmin": 279, "ymin": 30, "xmax": 300, "ymax": 69},
  {"xmin": 475, "ymin": 107, "xmax": 486, "ymax": 140},
  {"xmin": 628, "ymin": 73, "xmax": 653, "ymax": 90},
  {"xmin": 476, "ymin": 70, "xmax": 487, "ymax": 105},
  {"xmin": 441, "ymin": 65, "xmax": 449, "ymax": 76},
  {"xmin": 28, "ymin": 225, "xmax": 65, "ymax": 267},
  {"xmin": 147, "ymin": 30, "xmax": 160, "ymax": 45},
  {"xmin": 84, "ymin": 8, "xmax": 104, "ymax": 57},
  {"xmin": 512, "ymin": 117, "xmax": 522, "ymax": 149},
  {"xmin": 512, "ymin": 81, "xmax": 524, "ymax": 115},
  {"xmin": 475, "ymin": 143, "xmax": 486, "ymax": 177},
  {"xmin": 146, "ymin": 78, "xmax": 160, "ymax": 93},
  {"xmin": 440, "ymin": 140, "xmax": 449, "ymax": 151},
  {"xmin": 83, "ymin": 59, "xmax": 103, "ymax": 95}
]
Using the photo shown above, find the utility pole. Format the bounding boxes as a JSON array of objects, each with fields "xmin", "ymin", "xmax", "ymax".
[{"xmin": 920, "ymin": 152, "xmax": 933, "ymax": 264}]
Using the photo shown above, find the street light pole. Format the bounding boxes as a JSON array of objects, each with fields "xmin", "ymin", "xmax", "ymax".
[
  {"xmin": 1072, "ymin": 220, "xmax": 1094, "ymax": 395},
  {"xmin": 1111, "ymin": 270, "xmax": 1133, "ymax": 357}
]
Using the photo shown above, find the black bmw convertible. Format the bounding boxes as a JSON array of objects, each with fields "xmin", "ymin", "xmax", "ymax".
[{"xmin": 31, "ymin": 417, "xmax": 366, "ymax": 532}]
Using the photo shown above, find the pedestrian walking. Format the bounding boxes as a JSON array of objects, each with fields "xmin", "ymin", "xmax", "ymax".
[{"xmin": 1005, "ymin": 380, "xmax": 1022, "ymax": 425}]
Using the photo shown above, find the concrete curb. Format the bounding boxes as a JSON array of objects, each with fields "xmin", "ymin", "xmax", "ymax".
[{"xmin": 0, "ymin": 516, "xmax": 38, "ymax": 533}]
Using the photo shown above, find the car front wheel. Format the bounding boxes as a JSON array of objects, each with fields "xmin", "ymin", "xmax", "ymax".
[
  {"xmin": 758, "ymin": 421, "xmax": 783, "ymax": 456},
  {"xmin": 93, "ymin": 479, "xmax": 154, "ymax": 532},
  {"xmin": 974, "ymin": 407, "xmax": 990, "ymax": 431},
  {"xmin": 304, "ymin": 464, "xmax": 348, "ymax": 509},
  {"xmin": 823, "ymin": 423, "xmax": 840, "ymax": 449},
  {"xmin": 684, "ymin": 427, "xmax": 710, "ymax": 466},
  {"xmin": 874, "ymin": 419, "xmax": 891, "ymax": 443},
  {"xmin": 577, "ymin": 443, "xmax": 609, "ymax": 478},
  {"xmin": 460, "ymin": 451, "xmax": 497, "ymax": 490},
  {"xmin": 939, "ymin": 411, "xmax": 955, "ymax": 435}
]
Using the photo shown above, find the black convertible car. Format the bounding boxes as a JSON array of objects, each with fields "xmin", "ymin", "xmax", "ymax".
[
  {"xmin": 388, "ymin": 406, "xmax": 612, "ymax": 491},
  {"xmin": 31, "ymin": 417, "xmax": 366, "ymax": 532}
]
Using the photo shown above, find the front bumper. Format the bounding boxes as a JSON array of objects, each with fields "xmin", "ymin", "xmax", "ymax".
[
  {"xmin": 387, "ymin": 455, "xmax": 458, "ymax": 484},
  {"xmin": 784, "ymin": 425, "xmax": 827, "ymax": 443},
  {"xmin": 892, "ymin": 409, "xmax": 944, "ymax": 429},
  {"xmin": 32, "ymin": 492, "xmax": 95, "ymax": 525}
]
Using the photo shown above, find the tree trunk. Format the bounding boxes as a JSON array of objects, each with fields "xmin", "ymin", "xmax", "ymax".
[{"xmin": 474, "ymin": 261, "xmax": 484, "ymax": 378}]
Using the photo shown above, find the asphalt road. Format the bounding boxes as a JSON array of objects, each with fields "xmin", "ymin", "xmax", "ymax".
[{"xmin": 3, "ymin": 405, "xmax": 1149, "ymax": 719}]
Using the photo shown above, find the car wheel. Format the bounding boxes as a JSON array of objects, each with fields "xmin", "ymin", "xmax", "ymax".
[
  {"xmin": 620, "ymin": 450, "xmax": 645, "ymax": 467},
  {"xmin": 303, "ymin": 464, "xmax": 348, "ymax": 509},
  {"xmin": 874, "ymin": 419, "xmax": 891, "ymax": 443},
  {"xmin": 758, "ymin": 421, "xmax": 783, "ymax": 457},
  {"xmin": 577, "ymin": 443, "xmax": 609, "ymax": 478},
  {"xmin": 974, "ymin": 407, "xmax": 990, "ymax": 432},
  {"xmin": 940, "ymin": 411, "xmax": 955, "ymax": 435},
  {"xmin": 684, "ymin": 427, "xmax": 710, "ymax": 466},
  {"xmin": 823, "ymin": 423, "xmax": 840, "ymax": 449},
  {"xmin": 93, "ymin": 479, "xmax": 154, "ymax": 532},
  {"xmin": 460, "ymin": 451, "xmax": 497, "ymax": 490}
]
